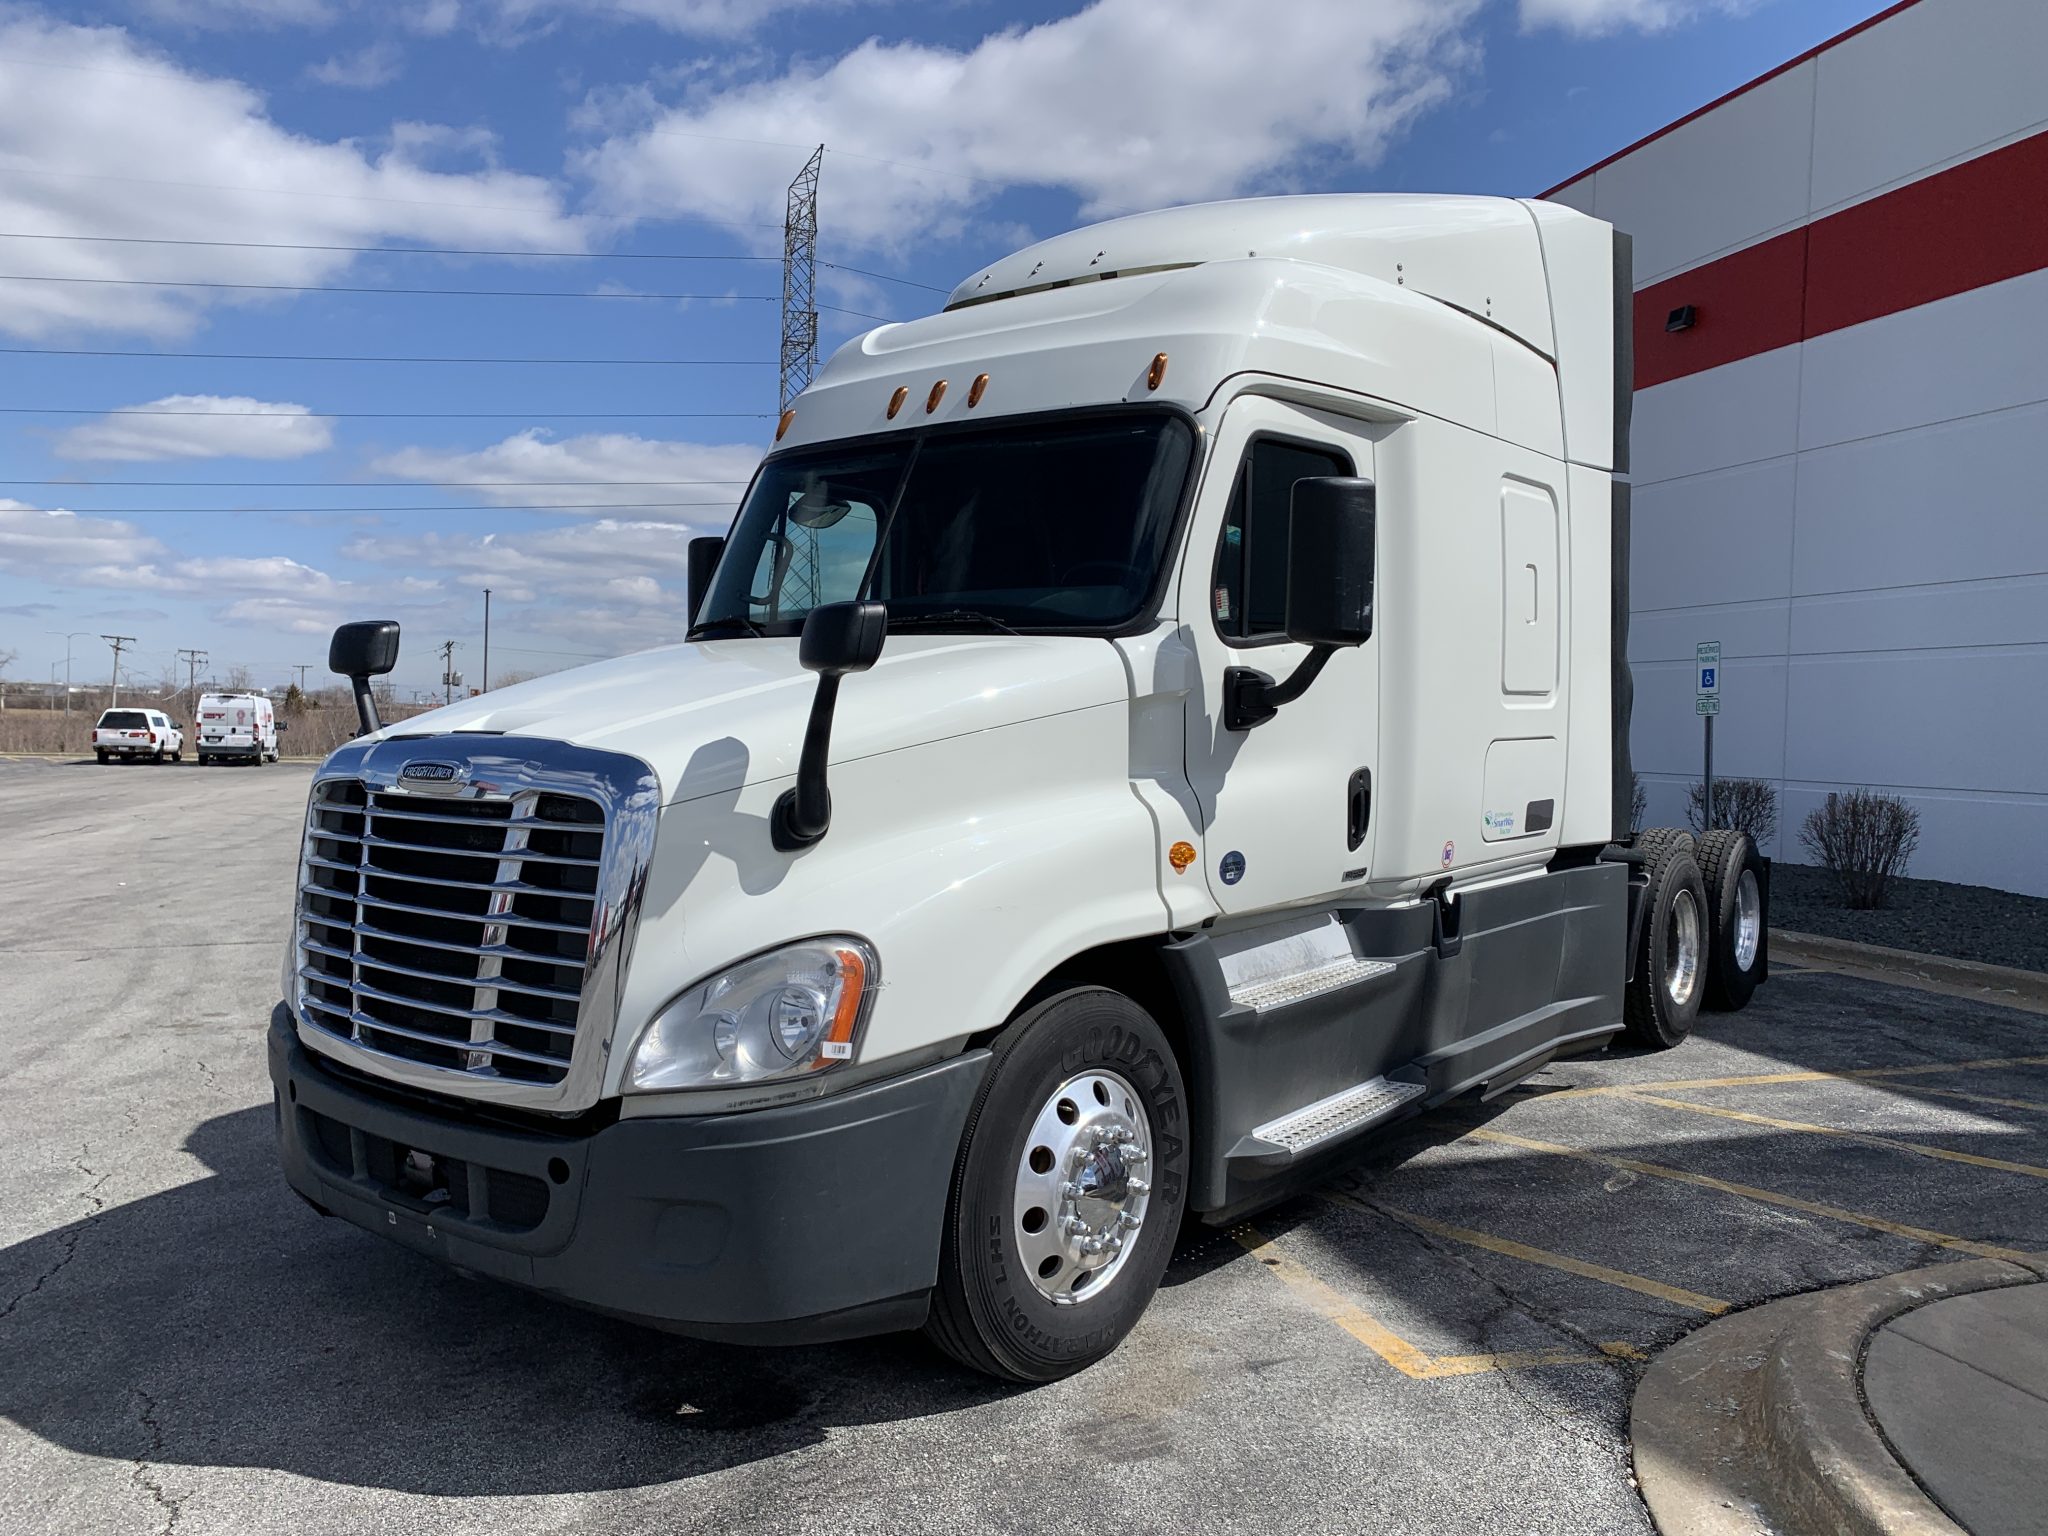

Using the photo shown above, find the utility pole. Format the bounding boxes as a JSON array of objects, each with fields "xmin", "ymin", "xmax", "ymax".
[
  {"xmin": 779, "ymin": 144, "xmax": 824, "ymax": 605},
  {"xmin": 481, "ymin": 587, "xmax": 491, "ymax": 693},
  {"xmin": 438, "ymin": 639, "xmax": 460, "ymax": 705},
  {"xmin": 46, "ymin": 630, "xmax": 88, "ymax": 715},
  {"xmin": 292, "ymin": 664, "xmax": 310, "ymax": 694},
  {"xmin": 177, "ymin": 648, "xmax": 207, "ymax": 720},
  {"xmin": 101, "ymin": 634, "xmax": 135, "ymax": 708}
]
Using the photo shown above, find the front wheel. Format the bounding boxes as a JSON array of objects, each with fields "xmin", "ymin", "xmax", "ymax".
[{"xmin": 926, "ymin": 988, "xmax": 1189, "ymax": 1382}]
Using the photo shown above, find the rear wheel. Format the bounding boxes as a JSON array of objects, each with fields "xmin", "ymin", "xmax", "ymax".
[
  {"xmin": 1624, "ymin": 830, "xmax": 1709, "ymax": 1049},
  {"xmin": 153, "ymin": 748, "xmax": 166, "ymax": 763},
  {"xmin": 1696, "ymin": 830, "xmax": 1767, "ymax": 1011},
  {"xmin": 95, "ymin": 749, "xmax": 108, "ymax": 764},
  {"xmin": 927, "ymin": 987, "xmax": 1189, "ymax": 1383}
]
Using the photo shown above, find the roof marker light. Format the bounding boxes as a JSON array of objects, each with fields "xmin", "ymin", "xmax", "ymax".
[
  {"xmin": 887, "ymin": 386, "xmax": 909, "ymax": 420},
  {"xmin": 1146, "ymin": 352, "xmax": 1169, "ymax": 391},
  {"xmin": 775, "ymin": 409, "xmax": 795, "ymax": 441},
  {"xmin": 925, "ymin": 379, "xmax": 947, "ymax": 414},
  {"xmin": 967, "ymin": 373, "xmax": 989, "ymax": 408}
]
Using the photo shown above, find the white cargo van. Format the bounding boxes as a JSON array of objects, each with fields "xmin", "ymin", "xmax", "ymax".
[
  {"xmin": 272, "ymin": 195, "xmax": 1768, "ymax": 1382},
  {"xmin": 197, "ymin": 691, "xmax": 279, "ymax": 765}
]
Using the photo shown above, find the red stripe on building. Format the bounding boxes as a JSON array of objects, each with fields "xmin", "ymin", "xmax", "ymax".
[{"xmin": 1634, "ymin": 127, "xmax": 2048, "ymax": 391}]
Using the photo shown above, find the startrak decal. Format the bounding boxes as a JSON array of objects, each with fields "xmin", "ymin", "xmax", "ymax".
[
  {"xmin": 1484, "ymin": 810, "xmax": 1517, "ymax": 836},
  {"xmin": 1219, "ymin": 850, "xmax": 1246, "ymax": 885}
]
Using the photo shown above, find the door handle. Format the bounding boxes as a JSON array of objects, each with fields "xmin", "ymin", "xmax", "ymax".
[{"xmin": 1347, "ymin": 768, "xmax": 1372, "ymax": 852}]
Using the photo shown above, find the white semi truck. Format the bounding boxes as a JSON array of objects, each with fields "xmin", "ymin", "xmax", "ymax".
[{"xmin": 272, "ymin": 194, "xmax": 1768, "ymax": 1382}]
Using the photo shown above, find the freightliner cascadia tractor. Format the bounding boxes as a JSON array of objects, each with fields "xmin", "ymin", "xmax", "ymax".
[{"xmin": 273, "ymin": 194, "xmax": 1767, "ymax": 1382}]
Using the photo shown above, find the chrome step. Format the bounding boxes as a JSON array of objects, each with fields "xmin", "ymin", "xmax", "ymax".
[
  {"xmin": 1227, "ymin": 956, "xmax": 1395, "ymax": 1012},
  {"xmin": 1232, "ymin": 1076, "xmax": 1428, "ymax": 1162}
]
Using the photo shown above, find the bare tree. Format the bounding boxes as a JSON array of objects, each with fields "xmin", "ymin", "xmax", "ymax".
[{"xmin": 0, "ymin": 647, "xmax": 14, "ymax": 711}]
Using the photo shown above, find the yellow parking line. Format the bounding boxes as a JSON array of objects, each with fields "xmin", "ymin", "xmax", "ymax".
[
  {"xmin": 1467, "ymin": 1127, "xmax": 2036, "ymax": 1263},
  {"xmin": 1232, "ymin": 1224, "xmax": 1437, "ymax": 1377},
  {"xmin": 1543, "ymin": 1053, "xmax": 2048, "ymax": 1099},
  {"xmin": 1891, "ymin": 1084, "xmax": 2048, "ymax": 1117},
  {"xmin": 1231, "ymin": 1223, "xmax": 1637, "ymax": 1379},
  {"xmin": 1622, "ymin": 1092, "xmax": 2048, "ymax": 1182},
  {"xmin": 1326, "ymin": 1192, "xmax": 1731, "ymax": 1315}
]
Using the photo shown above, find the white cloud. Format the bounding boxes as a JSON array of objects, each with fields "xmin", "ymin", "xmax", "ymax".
[
  {"xmin": 406, "ymin": 0, "xmax": 463, "ymax": 35},
  {"xmin": 576, "ymin": 0, "xmax": 1483, "ymax": 256},
  {"xmin": 0, "ymin": 15, "xmax": 590, "ymax": 339},
  {"xmin": 484, "ymin": 0, "xmax": 844, "ymax": 39},
  {"xmin": 306, "ymin": 40, "xmax": 403, "ymax": 88},
  {"xmin": 1518, "ymin": 0, "xmax": 1755, "ymax": 35},
  {"xmin": 366, "ymin": 429, "xmax": 760, "ymax": 516},
  {"xmin": 55, "ymin": 396, "xmax": 336, "ymax": 461},
  {"xmin": 84, "ymin": 554, "xmax": 343, "ymax": 596},
  {"xmin": 0, "ymin": 501, "xmax": 165, "ymax": 570}
]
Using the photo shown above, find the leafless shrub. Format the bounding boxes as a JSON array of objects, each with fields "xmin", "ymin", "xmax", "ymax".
[
  {"xmin": 1687, "ymin": 777, "xmax": 1779, "ymax": 847},
  {"xmin": 1799, "ymin": 789, "xmax": 1921, "ymax": 909}
]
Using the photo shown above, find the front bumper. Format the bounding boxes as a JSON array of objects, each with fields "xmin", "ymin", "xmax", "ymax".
[{"xmin": 269, "ymin": 1009, "xmax": 991, "ymax": 1343}]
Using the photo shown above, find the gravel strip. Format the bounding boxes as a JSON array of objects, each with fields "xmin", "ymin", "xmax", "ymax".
[{"xmin": 1768, "ymin": 861, "xmax": 2048, "ymax": 974}]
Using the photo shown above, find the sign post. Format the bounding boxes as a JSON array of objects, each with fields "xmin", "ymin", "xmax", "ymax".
[{"xmin": 1696, "ymin": 641, "xmax": 1721, "ymax": 828}]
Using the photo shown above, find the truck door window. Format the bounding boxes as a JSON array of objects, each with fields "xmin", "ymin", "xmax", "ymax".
[{"xmin": 1211, "ymin": 437, "xmax": 1352, "ymax": 643}]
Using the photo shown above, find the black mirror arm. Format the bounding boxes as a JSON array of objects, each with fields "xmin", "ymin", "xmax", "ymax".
[
  {"xmin": 350, "ymin": 677, "xmax": 382, "ymax": 738},
  {"xmin": 1224, "ymin": 644, "xmax": 1336, "ymax": 732},
  {"xmin": 772, "ymin": 674, "xmax": 842, "ymax": 850}
]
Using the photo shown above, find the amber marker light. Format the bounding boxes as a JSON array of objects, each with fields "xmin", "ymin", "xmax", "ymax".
[
  {"xmin": 775, "ymin": 409, "xmax": 796, "ymax": 441},
  {"xmin": 968, "ymin": 372, "xmax": 990, "ymax": 407},
  {"xmin": 816, "ymin": 945, "xmax": 870, "ymax": 1065},
  {"xmin": 887, "ymin": 386, "xmax": 909, "ymax": 419},
  {"xmin": 925, "ymin": 378, "xmax": 948, "ymax": 414},
  {"xmin": 1146, "ymin": 352, "xmax": 1169, "ymax": 391}
]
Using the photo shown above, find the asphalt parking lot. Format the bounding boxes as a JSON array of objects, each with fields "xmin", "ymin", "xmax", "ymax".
[{"xmin": 3, "ymin": 756, "xmax": 2045, "ymax": 1536}]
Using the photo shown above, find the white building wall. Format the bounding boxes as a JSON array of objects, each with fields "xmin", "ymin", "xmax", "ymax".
[{"xmin": 1548, "ymin": 0, "xmax": 2048, "ymax": 894}]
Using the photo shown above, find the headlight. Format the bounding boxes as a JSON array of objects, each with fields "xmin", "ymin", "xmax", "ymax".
[{"xmin": 624, "ymin": 937, "xmax": 876, "ymax": 1092}]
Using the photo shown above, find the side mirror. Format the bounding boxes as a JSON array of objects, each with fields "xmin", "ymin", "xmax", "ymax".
[
  {"xmin": 1225, "ymin": 478, "xmax": 1375, "ymax": 731},
  {"xmin": 329, "ymin": 619, "xmax": 400, "ymax": 737},
  {"xmin": 276, "ymin": 721, "xmax": 289, "ymax": 732},
  {"xmin": 1284, "ymin": 477, "xmax": 1375, "ymax": 646},
  {"xmin": 772, "ymin": 601, "xmax": 887, "ymax": 851},
  {"xmin": 687, "ymin": 536, "xmax": 725, "ymax": 624}
]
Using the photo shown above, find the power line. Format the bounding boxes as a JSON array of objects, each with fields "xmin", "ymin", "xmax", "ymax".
[
  {"xmin": 0, "ymin": 346, "xmax": 771, "ymax": 365},
  {"xmin": 15, "ymin": 501, "xmax": 739, "ymax": 513},
  {"xmin": 1, "ymin": 477, "xmax": 750, "ymax": 487},
  {"xmin": 0, "ymin": 231, "xmax": 950, "ymax": 294},
  {"xmin": 0, "ymin": 271, "xmax": 782, "ymax": 302},
  {"xmin": 0, "ymin": 229, "xmax": 783, "ymax": 262},
  {"xmin": 0, "ymin": 407, "xmax": 773, "ymax": 420}
]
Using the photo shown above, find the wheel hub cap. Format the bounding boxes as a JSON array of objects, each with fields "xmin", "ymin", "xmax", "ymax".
[
  {"xmin": 1733, "ymin": 868, "xmax": 1761, "ymax": 971},
  {"xmin": 1013, "ymin": 1069, "xmax": 1153, "ymax": 1305},
  {"xmin": 1666, "ymin": 889, "xmax": 1701, "ymax": 1007}
]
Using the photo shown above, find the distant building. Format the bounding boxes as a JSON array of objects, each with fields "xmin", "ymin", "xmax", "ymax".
[{"xmin": 1544, "ymin": 0, "xmax": 2046, "ymax": 894}]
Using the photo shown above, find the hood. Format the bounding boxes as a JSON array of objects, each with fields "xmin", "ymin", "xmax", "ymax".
[{"xmin": 370, "ymin": 633, "xmax": 1131, "ymax": 805}]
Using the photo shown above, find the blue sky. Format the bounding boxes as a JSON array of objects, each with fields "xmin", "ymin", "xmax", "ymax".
[{"xmin": 0, "ymin": 0, "xmax": 1880, "ymax": 698}]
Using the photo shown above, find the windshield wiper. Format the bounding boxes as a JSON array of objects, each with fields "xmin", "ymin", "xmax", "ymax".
[
  {"xmin": 888, "ymin": 609, "xmax": 1023, "ymax": 635},
  {"xmin": 687, "ymin": 615, "xmax": 765, "ymax": 639}
]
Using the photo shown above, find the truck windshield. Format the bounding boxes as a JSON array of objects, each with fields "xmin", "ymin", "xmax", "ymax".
[{"xmin": 693, "ymin": 411, "xmax": 1195, "ymax": 636}]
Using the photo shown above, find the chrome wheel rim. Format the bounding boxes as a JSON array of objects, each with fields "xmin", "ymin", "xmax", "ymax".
[
  {"xmin": 1013, "ymin": 1068, "xmax": 1152, "ymax": 1305},
  {"xmin": 1733, "ymin": 868, "xmax": 1762, "ymax": 972},
  {"xmin": 1666, "ymin": 888, "xmax": 1702, "ymax": 1008}
]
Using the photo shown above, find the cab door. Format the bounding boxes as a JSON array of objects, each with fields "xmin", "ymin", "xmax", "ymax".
[{"xmin": 1181, "ymin": 398, "xmax": 1379, "ymax": 914}]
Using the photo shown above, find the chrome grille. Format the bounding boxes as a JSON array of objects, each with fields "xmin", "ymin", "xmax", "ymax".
[{"xmin": 296, "ymin": 779, "xmax": 606, "ymax": 1087}]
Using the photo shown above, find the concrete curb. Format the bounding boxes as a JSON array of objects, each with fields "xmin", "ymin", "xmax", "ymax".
[
  {"xmin": 1633, "ymin": 1256, "xmax": 2048, "ymax": 1536},
  {"xmin": 1774, "ymin": 928, "xmax": 2048, "ymax": 1011}
]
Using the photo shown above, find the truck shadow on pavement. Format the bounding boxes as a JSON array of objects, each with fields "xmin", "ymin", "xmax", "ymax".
[{"xmin": 0, "ymin": 1106, "xmax": 1018, "ymax": 1495}]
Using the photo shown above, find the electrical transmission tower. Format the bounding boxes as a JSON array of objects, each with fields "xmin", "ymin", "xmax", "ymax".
[{"xmin": 780, "ymin": 144, "xmax": 825, "ymax": 607}]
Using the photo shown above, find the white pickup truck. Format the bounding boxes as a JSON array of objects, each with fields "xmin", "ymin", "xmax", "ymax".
[
  {"xmin": 271, "ymin": 194, "xmax": 1767, "ymax": 1381},
  {"xmin": 93, "ymin": 708, "xmax": 183, "ymax": 764}
]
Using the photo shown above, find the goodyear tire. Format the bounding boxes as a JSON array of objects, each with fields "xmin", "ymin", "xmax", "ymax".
[
  {"xmin": 1624, "ymin": 829, "xmax": 1709, "ymax": 1049},
  {"xmin": 927, "ymin": 987, "xmax": 1189, "ymax": 1383},
  {"xmin": 1696, "ymin": 830, "xmax": 1767, "ymax": 1012}
]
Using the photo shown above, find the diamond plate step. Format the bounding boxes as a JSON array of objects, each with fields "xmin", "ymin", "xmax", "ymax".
[
  {"xmin": 1226, "ymin": 956, "xmax": 1395, "ymax": 1013},
  {"xmin": 1231, "ymin": 1076, "xmax": 1429, "ymax": 1162}
]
